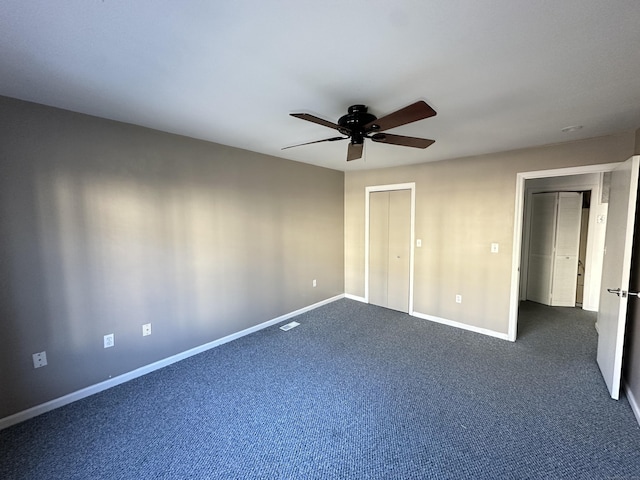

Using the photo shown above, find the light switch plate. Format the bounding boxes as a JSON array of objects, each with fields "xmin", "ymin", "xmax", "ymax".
[{"xmin": 491, "ymin": 243, "xmax": 499, "ymax": 253}]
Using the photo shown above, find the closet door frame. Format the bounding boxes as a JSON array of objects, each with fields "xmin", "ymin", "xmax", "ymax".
[{"xmin": 364, "ymin": 183, "xmax": 416, "ymax": 314}]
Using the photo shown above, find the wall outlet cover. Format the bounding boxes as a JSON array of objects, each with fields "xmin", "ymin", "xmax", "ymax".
[
  {"xmin": 142, "ymin": 323, "xmax": 152, "ymax": 336},
  {"xmin": 32, "ymin": 351, "xmax": 47, "ymax": 368},
  {"xmin": 104, "ymin": 334, "xmax": 115, "ymax": 348}
]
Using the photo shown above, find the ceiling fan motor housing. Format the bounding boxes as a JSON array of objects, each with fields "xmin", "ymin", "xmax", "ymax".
[{"xmin": 338, "ymin": 105, "xmax": 378, "ymax": 143}]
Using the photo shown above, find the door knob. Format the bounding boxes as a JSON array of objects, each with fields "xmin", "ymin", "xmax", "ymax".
[{"xmin": 607, "ymin": 288, "xmax": 631, "ymax": 298}]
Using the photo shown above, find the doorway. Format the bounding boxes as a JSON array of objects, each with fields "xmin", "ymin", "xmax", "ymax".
[{"xmin": 509, "ymin": 164, "xmax": 618, "ymax": 341}]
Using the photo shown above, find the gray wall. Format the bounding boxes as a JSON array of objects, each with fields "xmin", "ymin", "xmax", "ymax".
[
  {"xmin": 625, "ymin": 129, "xmax": 640, "ymax": 410},
  {"xmin": 625, "ymin": 193, "xmax": 640, "ymax": 418},
  {"xmin": 0, "ymin": 96, "xmax": 344, "ymax": 419},
  {"xmin": 345, "ymin": 133, "xmax": 636, "ymax": 334}
]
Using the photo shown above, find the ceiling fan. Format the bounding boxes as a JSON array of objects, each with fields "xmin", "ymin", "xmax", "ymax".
[{"xmin": 283, "ymin": 100, "xmax": 436, "ymax": 161}]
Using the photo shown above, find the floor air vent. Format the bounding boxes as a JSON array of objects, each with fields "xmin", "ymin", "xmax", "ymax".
[{"xmin": 279, "ymin": 321, "xmax": 300, "ymax": 331}]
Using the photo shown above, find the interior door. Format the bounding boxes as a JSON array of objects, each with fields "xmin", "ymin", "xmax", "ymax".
[
  {"xmin": 597, "ymin": 156, "xmax": 640, "ymax": 399},
  {"xmin": 527, "ymin": 192, "xmax": 557, "ymax": 304},
  {"xmin": 386, "ymin": 190, "xmax": 411, "ymax": 312},
  {"xmin": 369, "ymin": 192, "xmax": 390, "ymax": 308},
  {"xmin": 368, "ymin": 190, "xmax": 411, "ymax": 312},
  {"xmin": 551, "ymin": 192, "xmax": 582, "ymax": 306}
]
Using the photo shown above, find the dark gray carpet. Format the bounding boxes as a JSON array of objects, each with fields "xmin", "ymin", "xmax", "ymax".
[{"xmin": 1, "ymin": 299, "xmax": 639, "ymax": 479}]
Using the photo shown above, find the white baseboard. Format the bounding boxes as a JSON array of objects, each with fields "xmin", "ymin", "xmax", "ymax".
[
  {"xmin": 624, "ymin": 381, "xmax": 640, "ymax": 426},
  {"xmin": 343, "ymin": 297, "xmax": 509, "ymax": 341},
  {"xmin": 411, "ymin": 311, "xmax": 510, "ymax": 341},
  {"xmin": 344, "ymin": 293, "xmax": 367, "ymax": 303},
  {"xmin": 0, "ymin": 294, "xmax": 344, "ymax": 431},
  {"xmin": 332, "ymin": 294, "xmax": 511, "ymax": 342}
]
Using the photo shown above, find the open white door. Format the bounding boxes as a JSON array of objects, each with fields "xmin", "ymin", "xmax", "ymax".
[{"xmin": 597, "ymin": 156, "xmax": 640, "ymax": 399}]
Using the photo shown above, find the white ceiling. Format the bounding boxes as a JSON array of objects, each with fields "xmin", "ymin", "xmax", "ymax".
[{"xmin": 1, "ymin": 1, "xmax": 639, "ymax": 171}]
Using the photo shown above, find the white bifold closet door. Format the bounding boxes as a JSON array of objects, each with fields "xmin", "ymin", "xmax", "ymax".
[
  {"xmin": 369, "ymin": 190, "xmax": 411, "ymax": 313},
  {"xmin": 527, "ymin": 191, "xmax": 583, "ymax": 307}
]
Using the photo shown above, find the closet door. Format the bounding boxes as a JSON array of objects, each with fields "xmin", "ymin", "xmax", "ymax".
[
  {"xmin": 369, "ymin": 190, "xmax": 411, "ymax": 312},
  {"xmin": 526, "ymin": 191, "xmax": 583, "ymax": 306},
  {"xmin": 551, "ymin": 192, "xmax": 583, "ymax": 306},
  {"xmin": 369, "ymin": 191, "xmax": 390, "ymax": 308},
  {"xmin": 527, "ymin": 193, "xmax": 557, "ymax": 305},
  {"xmin": 387, "ymin": 190, "xmax": 411, "ymax": 312}
]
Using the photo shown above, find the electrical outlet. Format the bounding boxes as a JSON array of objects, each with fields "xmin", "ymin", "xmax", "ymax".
[
  {"xmin": 142, "ymin": 323, "xmax": 152, "ymax": 336},
  {"xmin": 104, "ymin": 333, "xmax": 114, "ymax": 348},
  {"xmin": 455, "ymin": 294, "xmax": 462, "ymax": 304},
  {"xmin": 32, "ymin": 351, "xmax": 47, "ymax": 368},
  {"xmin": 312, "ymin": 279, "xmax": 317, "ymax": 287}
]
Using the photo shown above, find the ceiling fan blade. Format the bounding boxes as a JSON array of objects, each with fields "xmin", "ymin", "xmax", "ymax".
[
  {"xmin": 364, "ymin": 100, "xmax": 437, "ymax": 132},
  {"xmin": 347, "ymin": 142, "xmax": 363, "ymax": 161},
  {"xmin": 282, "ymin": 136, "xmax": 347, "ymax": 150},
  {"xmin": 370, "ymin": 133, "xmax": 435, "ymax": 149},
  {"xmin": 290, "ymin": 113, "xmax": 341, "ymax": 131}
]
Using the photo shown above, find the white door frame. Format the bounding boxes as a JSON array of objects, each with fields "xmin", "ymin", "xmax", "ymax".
[
  {"xmin": 509, "ymin": 163, "xmax": 620, "ymax": 341},
  {"xmin": 365, "ymin": 183, "xmax": 416, "ymax": 314}
]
